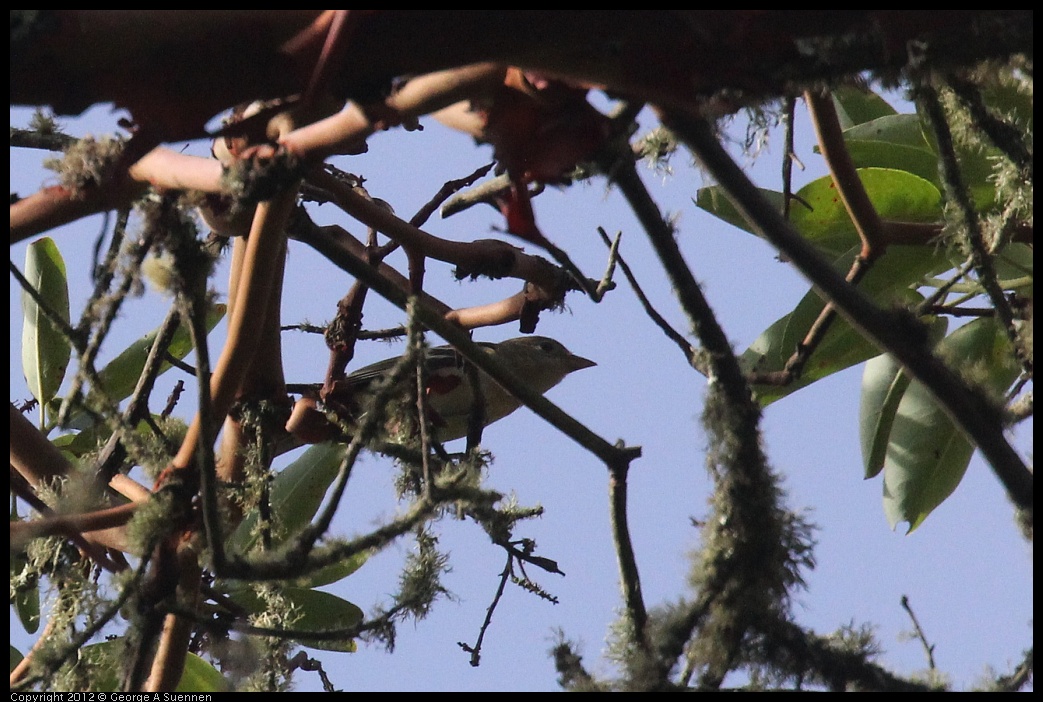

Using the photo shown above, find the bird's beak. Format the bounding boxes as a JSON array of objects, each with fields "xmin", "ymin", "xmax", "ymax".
[{"xmin": 568, "ymin": 355, "xmax": 597, "ymax": 372}]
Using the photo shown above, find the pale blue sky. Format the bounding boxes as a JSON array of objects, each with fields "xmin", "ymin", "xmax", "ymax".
[{"xmin": 10, "ymin": 92, "xmax": 1032, "ymax": 691}]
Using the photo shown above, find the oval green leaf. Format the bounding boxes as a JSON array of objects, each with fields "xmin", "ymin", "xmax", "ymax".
[
  {"xmin": 994, "ymin": 242, "xmax": 1033, "ymax": 289},
  {"xmin": 859, "ymin": 316, "xmax": 949, "ymax": 479},
  {"xmin": 742, "ymin": 249, "xmax": 949, "ymax": 407},
  {"xmin": 842, "ymin": 113, "xmax": 934, "ymax": 150},
  {"xmin": 842, "ymin": 140, "xmax": 940, "ymax": 187},
  {"xmin": 697, "ymin": 168, "xmax": 944, "ymax": 261},
  {"xmin": 93, "ymin": 303, "xmax": 226, "ymax": 404},
  {"xmin": 10, "ymin": 536, "xmax": 40, "ymax": 634},
  {"xmin": 693, "ymin": 186, "xmax": 786, "ymax": 238},
  {"xmin": 788, "ymin": 168, "xmax": 943, "ymax": 258},
  {"xmin": 76, "ymin": 641, "xmax": 229, "ymax": 691},
  {"xmin": 230, "ymin": 442, "xmax": 347, "ymax": 553},
  {"xmin": 228, "ymin": 586, "xmax": 363, "ymax": 652},
  {"xmin": 831, "ymin": 86, "xmax": 897, "ymax": 128},
  {"xmin": 880, "ymin": 317, "xmax": 1022, "ymax": 533},
  {"xmin": 21, "ymin": 236, "xmax": 71, "ymax": 424},
  {"xmin": 177, "ymin": 652, "xmax": 232, "ymax": 692}
]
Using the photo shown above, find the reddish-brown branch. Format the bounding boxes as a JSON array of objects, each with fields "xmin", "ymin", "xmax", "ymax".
[
  {"xmin": 144, "ymin": 539, "xmax": 201, "ymax": 692},
  {"xmin": 11, "ymin": 148, "xmax": 224, "ymax": 245},
  {"xmin": 10, "ymin": 403, "xmax": 75, "ymax": 486},
  {"xmin": 289, "ymin": 216, "xmax": 452, "ymax": 316},
  {"xmin": 14, "ymin": 12, "xmax": 1029, "ymax": 134},
  {"xmin": 804, "ymin": 90, "xmax": 885, "ymax": 261},
  {"xmin": 168, "ymin": 186, "xmax": 297, "ymax": 476},
  {"xmin": 307, "ymin": 167, "xmax": 570, "ymax": 296},
  {"xmin": 280, "ymin": 63, "xmax": 506, "ymax": 162},
  {"xmin": 10, "ymin": 467, "xmax": 131, "ymax": 569},
  {"xmin": 11, "ymin": 502, "xmax": 138, "ymax": 549}
]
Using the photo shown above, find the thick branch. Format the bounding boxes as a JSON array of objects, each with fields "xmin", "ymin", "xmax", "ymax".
[
  {"xmin": 307, "ymin": 166, "xmax": 573, "ymax": 295},
  {"xmin": 13, "ymin": 12, "xmax": 1031, "ymax": 127}
]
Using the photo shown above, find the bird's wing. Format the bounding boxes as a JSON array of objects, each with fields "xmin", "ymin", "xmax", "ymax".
[{"xmin": 343, "ymin": 342, "xmax": 496, "ymax": 391}]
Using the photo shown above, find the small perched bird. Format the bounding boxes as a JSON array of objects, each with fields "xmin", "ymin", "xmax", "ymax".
[{"xmin": 287, "ymin": 336, "xmax": 595, "ymax": 445}]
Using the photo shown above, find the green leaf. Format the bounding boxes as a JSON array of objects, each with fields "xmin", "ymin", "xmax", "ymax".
[
  {"xmin": 877, "ymin": 318, "xmax": 1022, "ymax": 532},
  {"xmin": 831, "ymin": 86, "xmax": 898, "ymax": 129},
  {"xmin": 230, "ymin": 442, "xmax": 347, "ymax": 553},
  {"xmin": 841, "ymin": 113, "xmax": 934, "ymax": 151},
  {"xmin": 693, "ymin": 186, "xmax": 786, "ymax": 238},
  {"xmin": 787, "ymin": 168, "xmax": 943, "ymax": 258},
  {"xmin": 743, "ymin": 251, "xmax": 950, "ymax": 407},
  {"xmin": 697, "ymin": 168, "xmax": 944, "ymax": 260},
  {"xmin": 9, "ymin": 546, "xmax": 39, "ymax": 634},
  {"xmin": 92, "ymin": 304, "xmax": 226, "ymax": 405},
  {"xmin": 859, "ymin": 316, "xmax": 949, "ymax": 479},
  {"xmin": 10, "ymin": 646, "xmax": 23, "ymax": 674},
  {"xmin": 76, "ymin": 641, "xmax": 229, "ymax": 691},
  {"xmin": 825, "ymin": 113, "xmax": 942, "ymax": 189},
  {"xmin": 993, "ymin": 243, "xmax": 1033, "ymax": 287},
  {"xmin": 294, "ymin": 551, "xmax": 369, "ymax": 589},
  {"xmin": 225, "ymin": 442, "xmax": 370, "ymax": 587},
  {"xmin": 177, "ymin": 652, "xmax": 232, "ymax": 692},
  {"xmin": 228, "ymin": 587, "xmax": 363, "ymax": 652},
  {"xmin": 20, "ymin": 237, "xmax": 71, "ymax": 424},
  {"xmin": 841, "ymin": 141, "xmax": 940, "ymax": 187},
  {"xmin": 66, "ymin": 303, "xmax": 227, "ymax": 431},
  {"xmin": 733, "ymin": 168, "xmax": 951, "ymax": 406},
  {"xmin": 11, "ymin": 571, "xmax": 40, "ymax": 635}
]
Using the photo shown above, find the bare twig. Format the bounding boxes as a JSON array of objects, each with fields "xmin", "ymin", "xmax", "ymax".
[
  {"xmin": 899, "ymin": 595, "xmax": 937, "ymax": 671},
  {"xmin": 804, "ymin": 90, "xmax": 886, "ymax": 261},
  {"xmin": 459, "ymin": 553, "xmax": 513, "ymax": 667},
  {"xmin": 411, "ymin": 162, "xmax": 494, "ymax": 227},
  {"xmin": 746, "ymin": 90, "xmax": 890, "ymax": 387},
  {"xmin": 597, "ymin": 227, "xmax": 700, "ymax": 373},
  {"xmin": 10, "ymin": 127, "xmax": 77, "ymax": 152}
]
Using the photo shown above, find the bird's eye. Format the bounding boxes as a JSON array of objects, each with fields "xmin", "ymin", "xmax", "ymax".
[{"xmin": 538, "ymin": 340, "xmax": 558, "ymax": 354}]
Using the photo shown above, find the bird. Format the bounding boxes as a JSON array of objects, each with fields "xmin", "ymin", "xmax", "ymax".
[{"xmin": 286, "ymin": 336, "xmax": 595, "ymax": 445}]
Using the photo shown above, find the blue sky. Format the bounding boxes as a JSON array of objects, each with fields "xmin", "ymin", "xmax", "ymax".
[{"xmin": 10, "ymin": 91, "xmax": 1032, "ymax": 691}]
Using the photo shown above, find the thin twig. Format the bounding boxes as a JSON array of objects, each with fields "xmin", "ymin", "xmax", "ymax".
[
  {"xmin": 9, "ymin": 127, "xmax": 78, "ymax": 151},
  {"xmin": 916, "ymin": 259, "xmax": 976, "ymax": 314},
  {"xmin": 460, "ymin": 553, "xmax": 513, "ymax": 667},
  {"xmin": 900, "ymin": 595, "xmax": 937, "ymax": 670},
  {"xmin": 411, "ymin": 162, "xmax": 494, "ymax": 228},
  {"xmin": 804, "ymin": 90, "xmax": 886, "ymax": 261},
  {"xmin": 752, "ymin": 90, "xmax": 888, "ymax": 386},
  {"xmin": 781, "ymin": 96, "xmax": 797, "ymax": 222},
  {"xmin": 180, "ymin": 290, "xmax": 223, "ymax": 571},
  {"xmin": 596, "ymin": 227, "xmax": 701, "ymax": 374}
]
